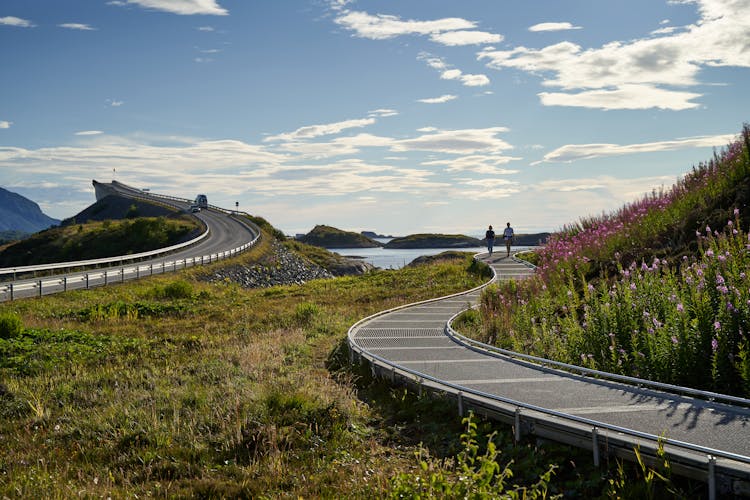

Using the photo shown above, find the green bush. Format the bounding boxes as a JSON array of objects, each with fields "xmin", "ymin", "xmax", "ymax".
[
  {"xmin": 163, "ymin": 280, "xmax": 193, "ymax": 299},
  {"xmin": 0, "ymin": 313, "xmax": 22, "ymax": 339}
]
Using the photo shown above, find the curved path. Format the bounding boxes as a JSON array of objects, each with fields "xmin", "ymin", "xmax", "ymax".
[
  {"xmin": 0, "ymin": 183, "xmax": 259, "ymax": 301},
  {"xmin": 349, "ymin": 253, "xmax": 750, "ymax": 496}
]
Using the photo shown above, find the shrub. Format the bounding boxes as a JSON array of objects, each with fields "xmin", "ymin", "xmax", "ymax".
[
  {"xmin": 162, "ymin": 280, "xmax": 193, "ymax": 299},
  {"xmin": 0, "ymin": 312, "xmax": 22, "ymax": 339}
]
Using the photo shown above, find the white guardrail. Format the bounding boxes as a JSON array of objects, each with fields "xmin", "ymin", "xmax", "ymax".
[
  {"xmin": 0, "ymin": 183, "xmax": 261, "ymax": 301},
  {"xmin": 347, "ymin": 253, "xmax": 750, "ymax": 499}
]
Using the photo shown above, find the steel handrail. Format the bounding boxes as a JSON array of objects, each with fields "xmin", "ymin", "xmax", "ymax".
[{"xmin": 347, "ymin": 251, "xmax": 750, "ymax": 475}]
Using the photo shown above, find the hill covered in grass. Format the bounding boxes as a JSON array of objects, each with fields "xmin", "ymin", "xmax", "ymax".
[
  {"xmin": 476, "ymin": 124, "xmax": 750, "ymax": 396},
  {"xmin": 0, "ymin": 216, "xmax": 202, "ymax": 267},
  {"xmin": 384, "ymin": 233, "xmax": 482, "ymax": 248},
  {"xmin": 297, "ymin": 224, "xmax": 382, "ymax": 248}
]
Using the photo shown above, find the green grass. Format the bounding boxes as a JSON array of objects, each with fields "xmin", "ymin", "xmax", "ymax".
[
  {"xmin": 0, "ymin": 248, "xmax": 491, "ymax": 497},
  {"xmin": 0, "ymin": 216, "xmax": 201, "ymax": 267}
]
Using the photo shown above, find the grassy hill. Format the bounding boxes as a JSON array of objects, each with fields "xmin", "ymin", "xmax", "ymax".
[
  {"xmin": 474, "ymin": 124, "xmax": 750, "ymax": 396},
  {"xmin": 384, "ymin": 233, "xmax": 482, "ymax": 249},
  {"xmin": 0, "ymin": 216, "xmax": 201, "ymax": 267},
  {"xmin": 298, "ymin": 224, "xmax": 382, "ymax": 248}
]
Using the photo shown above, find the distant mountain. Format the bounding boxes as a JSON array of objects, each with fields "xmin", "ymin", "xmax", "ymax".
[{"xmin": 0, "ymin": 187, "xmax": 59, "ymax": 233}]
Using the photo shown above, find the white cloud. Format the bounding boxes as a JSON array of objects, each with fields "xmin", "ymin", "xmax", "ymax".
[
  {"xmin": 528, "ymin": 22, "xmax": 582, "ymax": 32},
  {"xmin": 264, "ymin": 117, "xmax": 376, "ymax": 142},
  {"xmin": 538, "ymin": 133, "xmax": 737, "ymax": 164},
  {"xmin": 334, "ymin": 10, "xmax": 476, "ymax": 40},
  {"xmin": 422, "ymin": 155, "xmax": 521, "ymax": 174},
  {"xmin": 417, "ymin": 94, "xmax": 457, "ymax": 104},
  {"xmin": 59, "ymin": 23, "xmax": 96, "ymax": 31},
  {"xmin": 0, "ymin": 16, "xmax": 35, "ymax": 27},
  {"xmin": 393, "ymin": 127, "xmax": 512, "ymax": 155},
  {"xmin": 0, "ymin": 121, "xmax": 11, "ymax": 129},
  {"xmin": 420, "ymin": 53, "xmax": 490, "ymax": 87},
  {"xmin": 441, "ymin": 68, "xmax": 490, "ymax": 87},
  {"xmin": 429, "ymin": 30, "xmax": 503, "ymax": 46},
  {"xmin": 109, "ymin": 0, "xmax": 228, "ymax": 16},
  {"xmin": 478, "ymin": 0, "xmax": 750, "ymax": 110},
  {"xmin": 539, "ymin": 84, "xmax": 702, "ymax": 110},
  {"xmin": 75, "ymin": 130, "xmax": 104, "ymax": 136},
  {"xmin": 197, "ymin": 26, "xmax": 215, "ymax": 31},
  {"xmin": 107, "ymin": 99, "xmax": 124, "ymax": 107},
  {"xmin": 368, "ymin": 108, "xmax": 399, "ymax": 117}
]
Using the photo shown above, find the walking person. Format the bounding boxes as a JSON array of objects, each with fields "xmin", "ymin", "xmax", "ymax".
[
  {"xmin": 485, "ymin": 225, "xmax": 495, "ymax": 256},
  {"xmin": 503, "ymin": 222, "xmax": 514, "ymax": 257}
]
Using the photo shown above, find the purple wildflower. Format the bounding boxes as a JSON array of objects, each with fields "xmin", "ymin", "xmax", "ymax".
[
  {"xmin": 714, "ymin": 321, "xmax": 721, "ymax": 331},
  {"xmin": 677, "ymin": 303, "xmax": 684, "ymax": 313},
  {"xmin": 712, "ymin": 338, "xmax": 719, "ymax": 351},
  {"xmin": 671, "ymin": 336, "xmax": 678, "ymax": 344}
]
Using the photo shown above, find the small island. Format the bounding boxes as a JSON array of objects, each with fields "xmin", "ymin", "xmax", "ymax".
[
  {"xmin": 297, "ymin": 224, "xmax": 383, "ymax": 248},
  {"xmin": 384, "ymin": 233, "xmax": 482, "ymax": 249}
]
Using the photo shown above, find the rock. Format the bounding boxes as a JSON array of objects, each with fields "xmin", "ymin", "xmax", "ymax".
[{"xmin": 202, "ymin": 239, "xmax": 334, "ymax": 288}]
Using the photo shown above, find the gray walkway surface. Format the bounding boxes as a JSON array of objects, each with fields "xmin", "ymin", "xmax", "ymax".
[{"xmin": 349, "ymin": 253, "xmax": 750, "ymax": 486}]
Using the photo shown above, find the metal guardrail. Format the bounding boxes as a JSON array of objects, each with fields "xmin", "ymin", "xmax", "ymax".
[
  {"xmin": 347, "ymin": 252, "xmax": 750, "ymax": 498},
  {"xmin": 0, "ymin": 182, "xmax": 262, "ymax": 301}
]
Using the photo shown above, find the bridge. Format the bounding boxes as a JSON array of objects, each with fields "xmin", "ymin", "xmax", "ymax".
[
  {"xmin": 348, "ymin": 253, "xmax": 750, "ymax": 498},
  {"xmin": 0, "ymin": 181, "xmax": 260, "ymax": 301}
]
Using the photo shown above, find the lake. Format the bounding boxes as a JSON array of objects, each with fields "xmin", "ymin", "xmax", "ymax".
[{"xmin": 329, "ymin": 239, "xmax": 528, "ymax": 269}]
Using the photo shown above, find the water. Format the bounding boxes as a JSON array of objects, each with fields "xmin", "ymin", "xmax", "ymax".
[{"xmin": 329, "ymin": 239, "xmax": 526, "ymax": 269}]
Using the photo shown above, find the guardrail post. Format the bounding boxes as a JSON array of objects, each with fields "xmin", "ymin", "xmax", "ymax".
[
  {"xmin": 120, "ymin": 268, "xmax": 124, "ymax": 282},
  {"xmin": 63, "ymin": 276, "xmax": 67, "ymax": 292},
  {"xmin": 104, "ymin": 271, "xmax": 108, "ymax": 285},
  {"xmin": 85, "ymin": 274, "xmax": 89, "ymax": 289},
  {"xmin": 457, "ymin": 392, "xmax": 464, "ymax": 417},
  {"xmin": 38, "ymin": 279, "xmax": 42, "ymax": 297},
  {"xmin": 149, "ymin": 264, "xmax": 153, "ymax": 276},
  {"xmin": 592, "ymin": 427, "xmax": 600, "ymax": 467},
  {"xmin": 9, "ymin": 283, "xmax": 14, "ymax": 301},
  {"xmin": 390, "ymin": 366, "xmax": 396, "ymax": 382},
  {"xmin": 708, "ymin": 455, "xmax": 716, "ymax": 500},
  {"xmin": 162, "ymin": 262, "xmax": 165, "ymax": 273},
  {"xmin": 514, "ymin": 407, "xmax": 522, "ymax": 443},
  {"xmin": 137, "ymin": 266, "xmax": 140, "ymax": 279}
]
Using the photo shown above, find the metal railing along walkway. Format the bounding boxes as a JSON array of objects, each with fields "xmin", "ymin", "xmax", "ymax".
[{"xmin": 348, "ymin": 253, "xmax": 750, "ymax": 498}]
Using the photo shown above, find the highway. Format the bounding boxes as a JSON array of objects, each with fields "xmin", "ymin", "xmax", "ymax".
[
  {"xmin": 348, "ymin": 253, "xmax": 750, "ymax": 497},
  {"xmin": 0, "ymin": 182, "xmax": 259, "ymax": 301}
]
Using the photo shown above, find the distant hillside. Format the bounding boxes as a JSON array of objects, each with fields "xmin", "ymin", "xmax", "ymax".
[
  {"xmin": 298, "ymin": 225, "xmax": 382, "ymax": 248},
  {"xmin": 62, "ymin": 194, "xmax": 177, "ymax": 225},
  {"xmin": 384, "ymin": 233, "xmax": 482, "ymax": 249},
  {"xmin": 0, "ymin": 216, "xmax": 201, "ymax": 267},
  {"xmin": 513, "ymin": 232, "xmax": 551, "ymax": 246},
  {"xmin": 0, "ymin": 187, "xmax": 59, "ymax": 233}
]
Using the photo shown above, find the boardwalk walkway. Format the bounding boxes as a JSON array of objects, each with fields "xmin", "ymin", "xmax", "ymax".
[{"xmin": 349, "ymin": 253, "xmax": 750, "ymax": 494}]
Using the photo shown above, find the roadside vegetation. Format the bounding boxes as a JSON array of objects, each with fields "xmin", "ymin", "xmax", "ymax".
[
  {"xmin": 0, "ymin": 215, "xmax": 201, "ymax": 267},
  {"xmin": 472, "ymin": 124, "xmax": 750, "ymax": 396},
  {"xmin": 0, "ymin": 246, "xmax": 493, "ymax": 497}
]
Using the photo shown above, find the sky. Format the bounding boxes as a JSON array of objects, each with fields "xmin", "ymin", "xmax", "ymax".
[{"xmin": 1, "ymin": 0, "xmax": 749, "ymax": 236}]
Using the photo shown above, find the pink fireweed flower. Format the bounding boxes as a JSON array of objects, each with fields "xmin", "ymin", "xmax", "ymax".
[
  {"xmin": 714, "ymin": 321, "xmax": 721, "ymax": 331},
  {"xmin": 734, "ymin": 208, "xmax": 740, "ymax": 217},
  {"xmin": 728, "ymin": 220, "xmax": 734, "ymax": 228},
  {"xmin": 706, "ymin": 225, "xmax": 712, "ymax": 233},
  {"xmin": 706, "ymin": 249, "xmax": 714, "ymax": 257},
  {"xmin": 671, "ymin": 336, "xmax": 678, "ymax": 344},
  {"xmin": 712, "ymin": 338, "xmax": 719, "ymax": 351},
  {"xmin": 716, "ymin": 275, "xmax": 725, "ymax": 285},
  {"xmin": 677, "ymin": 303, "xmax": 684, "ymax": 313},
  {"xmin": 629, "ymin": 283, "xmax": 637, "ymax": 290}
]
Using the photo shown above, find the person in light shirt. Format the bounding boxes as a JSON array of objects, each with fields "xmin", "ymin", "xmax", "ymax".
[{"xmin": 503, "ymin": 222, "xmax": 514, "ymax": 257}]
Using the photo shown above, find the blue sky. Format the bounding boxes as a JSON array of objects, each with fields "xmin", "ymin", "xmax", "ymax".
[{"xmin": 1, "ymin": 0, "xmax": 748, "ymax": 236}]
